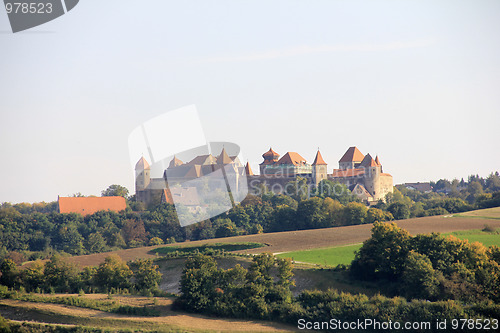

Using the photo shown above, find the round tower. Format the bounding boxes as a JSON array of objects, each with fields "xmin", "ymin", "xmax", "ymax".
[{"xmin": 365, "ymin": 165, "xmax": 381, "ymax": 199}]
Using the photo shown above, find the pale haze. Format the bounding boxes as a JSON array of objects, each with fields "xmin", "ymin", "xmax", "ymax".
[{"xmin": 0, "ymin": 0, "xmax": 499, "ymax": 204}]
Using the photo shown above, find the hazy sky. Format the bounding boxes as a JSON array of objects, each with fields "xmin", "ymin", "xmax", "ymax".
[{"xmin": 1, "ymin": 0, "xmax": 499, "ymax": 203}]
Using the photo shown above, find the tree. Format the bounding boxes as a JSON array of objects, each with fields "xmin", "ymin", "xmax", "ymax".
[
  {"xmin": 21, "ymin": 260, "xmax": 45, "ymax": 292},
  {"xmin": 341, "ymin": 202, "xmax": 368, "ymax": 225},
  {"xmin": 130, "ymin": 259, "xmax": 162, "ymax": 291},
  {"xmin": 44, "ymin": 255, "xmax": 80, "ymax": 292},
  {"xmin": 321, "ymin": 197, "xmax": 343, "ymax": 226},
  {"xmin": 486, "ymin": 172, "xmax": 500, "ymax": 192},
  {"xmin": 214, "ymin": 218, "xmax": 240, "ymax": 238},
  {"xmin": 350, "ymin": 222, "xmax": 411, "ymax": 280},
  {"xmin": 0, "ymin": 259, "xmax": 19, "ymax": 288},
  {"xmin": 94, "ymin": 255, "xmax": 133, "ymax": 291},
  {"xmin": 366, "ymin": 207, "xmax": 386, "ymax": 223},
  {"xmin": 387, "ymin": 202, "xmax": 411, "ymax": 220},
  {"xmin": 285, "ymin": 177, "xmax": 309, "ymax": 202},
  {"xmin": 121, "ymin": 219, "xmax": 147, "ymax": 247},
  {"xmin": 101, "ymin": 184, "xmax": 129, "ymax": 198},
  {"xmin": 86, "ymin": 232, "xmax": 107, "ymax": 253},
  {"xmin": 296, "ymin": 197, "xmax": 328, "ymax": 229},
  {"xmin": 148, "ymin": 237, "xmax": 164, "ymax": 246},
  {"xmin": 402, "ymin": 251, "xmax": 440, "ymax": 300},
  {"xmin": 178, "ymin": 254, "xmax": 219, "ymax": 312}
]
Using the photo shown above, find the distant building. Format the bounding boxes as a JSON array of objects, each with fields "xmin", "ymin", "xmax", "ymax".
[
  {"xmin": 135, "ymin": 146, "xmax": 394, "ymax": 205},
  {"xmin": 135, "ymin": 148, "xmax": 246, "ymax": 205},
  {"xmin": 401, "ymin": 182, "xmax": 433, "ymax": 193},
  {"xmin": 58, "ymin": 196, "xmax": 126, "ymax": 216},
  {"xmin": 248, "ymin": 146, "xmax": 393, "ymax": 203}
]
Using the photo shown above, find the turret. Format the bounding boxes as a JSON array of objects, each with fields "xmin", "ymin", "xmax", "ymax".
[
  {"xmin": 260, "ymin": 147, "xmax": 280, "ymax": 174},
  {"xmin": 312, "ymin": 149, "xmax": 328, "ymax": 186},
  {"xmin": 245, "ymin": 162, "xmax": 254, "ymax": 176},
  {"xmin": 135, "ymin": 156, "xmax": 151, "ymax": 192}
]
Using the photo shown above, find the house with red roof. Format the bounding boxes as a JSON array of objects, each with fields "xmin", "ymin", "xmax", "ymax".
[{"xmin": 58, "ymin": 196, "xmax": 126, "ymax": 216}]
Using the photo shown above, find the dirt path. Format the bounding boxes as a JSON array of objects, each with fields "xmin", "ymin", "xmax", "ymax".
[{"xmin": 0, "ymin": 298, "xmax": 296, "ymax": 332}]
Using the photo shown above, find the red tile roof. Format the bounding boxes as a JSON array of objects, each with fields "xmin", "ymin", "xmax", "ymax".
[
  {"xmin": 331, "ymin": 168, "xmax": 365, "ymax": 178},
  {"xmin": 58, "ymin": 196, "xmax": 126, "ymax": 216},
  {"xmin": 262, "ymin": 148, "xmax": 280, "ymax": 158},
  {"xmin": 339, "ymin": 147, "xmax": 364, "ymax": 163},
  {"xmin": 312, "ymin": 150, "xmax": 327, "ymax": 165},
  {"xmin": 360, "ymin": 153, "xmax": 378, "ymax": 167},
  {"xmin": 245, "ymin": 162, "xmax": 254, "ymax": 175},
  {"xmin": 277, "ymin": 152, "xmax": 307, "ymax": 165},
  {"xmin": 375, "ymin": 155, "xmax": 381, "ymax": 166}
]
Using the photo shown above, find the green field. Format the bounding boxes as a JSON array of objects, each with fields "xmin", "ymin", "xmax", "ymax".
[
  {"xmin": 152, "ymin": 242, "xmax": 265, "ymax": 255},
  {"xmin": 277, "ymin": 228, "xmax": 500, "ymax": 266},
  {"xmin": 446, "ymin": 228, "xmax": 500, "ymax": 247},
  {"xmin": 276, "ymin": 243, "xmax": 363, "ymax": 267}
]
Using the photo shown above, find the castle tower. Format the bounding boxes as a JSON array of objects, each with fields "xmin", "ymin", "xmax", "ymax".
[
  {"xmin": 360, "ymin": 154, "xmax": 381, "ymax": 199},
  {"xmin": 312, "ymin": 149, "xmax": 328, "ymax": 186},
  {"xmin": 245, "ymin": 162, "xmax": 254, "ymax": 176},
  {"xmin": 339, "ymin": 146, "xmax": 364, "ymax": 169},
  {"xmin": 135, "ymin": 156, "xmax": 151, "ymax": 202},
  {"xmin": 375, "ymin": 155, "xmax": 383, "ymax": 173},
  {"xmin": 260, "ymin": 147, "xmax": 280, "ymax": 175}
]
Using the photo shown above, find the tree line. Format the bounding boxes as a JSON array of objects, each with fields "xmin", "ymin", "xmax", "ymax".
[
  {"xmin": 0, "ymin": 255, "xmax": 162, "ymax": 295},
  {"xmin": 1, "ymin": 171, "xmax": 499, "ymax": 262}
]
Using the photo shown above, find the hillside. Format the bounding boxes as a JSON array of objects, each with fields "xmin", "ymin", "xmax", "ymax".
[{"xmin": 60, "ymin": 208, "xmax": 500, "ymax": 268}]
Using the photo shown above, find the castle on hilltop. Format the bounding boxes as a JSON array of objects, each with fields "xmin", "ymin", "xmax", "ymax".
[{"xmin": 135, "ymin": 146, "xmax": 393, "ymax": 205}]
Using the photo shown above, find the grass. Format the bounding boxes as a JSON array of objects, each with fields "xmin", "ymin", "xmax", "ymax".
[
  {"xmin": 445, "ymin": 228, "xmax": 500, "ymax": 247},
  {"xmin": 276, "ymin": 243, "xmax": 362, "ymax": 267},
  {"xmin": 2, "ymin": 292, "xmax": 160, "ymax": 316},
  {"xmin": 277, "ymin": 227, "xmax": 500, "ymax": 267},
  {"xmin": 151, "ymin": 242, "xmax": 265, "ymax": 255},
  {"xmin": 0, "ymin": 302, "xmax": 187, "ymax": 333}
]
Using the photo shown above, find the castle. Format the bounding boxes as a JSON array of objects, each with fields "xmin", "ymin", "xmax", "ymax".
[{"xmin": 135, "ymin": 146, "xmax": 393, "ymax": 205}]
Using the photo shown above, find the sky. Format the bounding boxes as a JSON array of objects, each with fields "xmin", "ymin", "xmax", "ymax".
[{"xmin": 0, "ymin": 0, "xmax": 499, "ymax": 203}]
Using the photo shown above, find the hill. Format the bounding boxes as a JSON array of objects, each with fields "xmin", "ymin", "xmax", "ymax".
[{"xmin": 60, "ymin": 208, "xmax": 500, "ymax": 268}]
